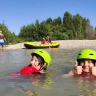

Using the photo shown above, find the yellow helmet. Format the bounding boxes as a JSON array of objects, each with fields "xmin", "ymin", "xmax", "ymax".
[
  {"xmin": 31, "ymin": 49, "xmax": 51, "ymax": 67},
  {"xmin": 77, "ymin": 49, "xmax": 96, "ymax": 60},
  {"xmin": 0, "ymin": 31, "xmax": 2, "ymax": 33}
]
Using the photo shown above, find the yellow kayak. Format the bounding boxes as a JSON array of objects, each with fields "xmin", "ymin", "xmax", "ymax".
[{"xmin": 24, "ymin": 42, "xmax": 60, "ymax": 49}]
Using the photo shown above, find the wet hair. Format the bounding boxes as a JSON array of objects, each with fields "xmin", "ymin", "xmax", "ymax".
[
  {"xmin": 77, "ymin": 59, "xmax": 96, "ymax": 66},
  {"xmin": 32, "ymin": 53, "xmax": 47, "ymax": 70}
]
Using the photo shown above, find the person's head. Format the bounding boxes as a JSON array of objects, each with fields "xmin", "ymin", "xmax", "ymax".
[
  {"xmin": 31, "ymin": 49, "xmax": 51, "ymax": 71},
  {"xmin": 43, "ymin": 38, "xmax": 45, "ymax": 40},
  {"xmin": 77, "ymin": 49, "xmax": 96, "ymax": 72}
]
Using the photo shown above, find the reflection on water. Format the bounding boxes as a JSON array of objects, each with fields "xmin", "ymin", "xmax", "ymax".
[
  {"xmin": 72, "ymin": 76, "xmax": 96, "ymax": 96},
  {"xmin": 0, "ymin": 48, "xmax": 96, "ymax": 96}
]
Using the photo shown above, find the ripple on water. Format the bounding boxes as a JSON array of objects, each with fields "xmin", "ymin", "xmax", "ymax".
[{"xmin": 0, "ymin": 48, "xmax": 96, "ymax": 96}]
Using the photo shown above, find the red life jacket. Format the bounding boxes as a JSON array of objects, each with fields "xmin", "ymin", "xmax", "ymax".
[
  {"xmin": 78, "ymin": 71, "xmax": 95, "ymax": 78},
  {"xmin": 20, "ymin": 64, "xmax": 40, "ymax": 75}
]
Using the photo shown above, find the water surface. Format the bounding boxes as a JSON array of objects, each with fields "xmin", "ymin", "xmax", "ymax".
[{"xmin": 0, "ymin": 48, "xmax": 96, "ymax": 96}]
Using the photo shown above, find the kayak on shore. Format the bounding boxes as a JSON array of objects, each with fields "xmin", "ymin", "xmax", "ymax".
[{"xmin": 24, "ymin": 41, "xmax": 60, "ymax": 49}]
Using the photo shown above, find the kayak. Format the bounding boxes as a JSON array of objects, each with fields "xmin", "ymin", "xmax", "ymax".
[{"xmin": 24, "ymin": 41, "xmax": 60, "ymax": 49}]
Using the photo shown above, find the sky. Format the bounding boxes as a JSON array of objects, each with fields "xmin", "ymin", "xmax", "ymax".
[{"xmin": 0, "ymin": 0, "xmax": 96, "ymax": 35}]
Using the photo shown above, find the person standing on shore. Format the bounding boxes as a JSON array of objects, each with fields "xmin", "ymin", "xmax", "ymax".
[
  {"xmin": 62, "ymin": 49, "xmax": 96, "ymax": 78},
  {"xmin": 0, "ymin": 30, "xmax": 6, "ymax": 51}
]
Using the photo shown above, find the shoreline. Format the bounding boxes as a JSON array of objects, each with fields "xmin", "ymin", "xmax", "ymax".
[
  {"xmin": 58, "ymin": 40, "xmax": 96, "ymax": 49},
  {"xmin": 5, "ymin": 40, "xmax": 96, "ymax": 50}
]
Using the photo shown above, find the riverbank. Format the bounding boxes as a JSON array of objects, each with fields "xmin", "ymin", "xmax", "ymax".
[{"xmin": 5, "ymin": 40, "xmax": 96, "ymax": 50}]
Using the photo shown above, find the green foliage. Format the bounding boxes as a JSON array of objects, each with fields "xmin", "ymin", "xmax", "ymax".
[
  {"xmin": 1, "ymin": 11, "xmax": 96, "ymax": 45},
  {"xmin": 94, "ymin": 27, "xmax": 96, "ymax": 32},
  {"xmin": 19, "ymin": 10, "xmax": 95, "ymax": 41}
]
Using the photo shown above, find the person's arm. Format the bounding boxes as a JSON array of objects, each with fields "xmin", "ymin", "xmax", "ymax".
[
  {"xmin": 3, "ymin": 35, "xmax": 6, "ymax": 42},
  {"xmin": 4, "ymin": 37, "xmax": 6, "ymax": 42},
  {"xmin": 61, "ymin": 70, "xmax": 75, "ymax": 78},
  {"xmin": 61, "ymin": 61, "xmax": 83, "ymax": 78}
]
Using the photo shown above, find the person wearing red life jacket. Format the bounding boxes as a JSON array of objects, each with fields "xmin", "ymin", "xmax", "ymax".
[
  {"xmin": 62, "ymin": 49, "xmax": 96, "ymax": 78},
  {"xmin": 10, "ymin": 49, "xmax": 51, "ymax": 76},
  {"xmin": 41, "ymin": 38, "xmax": 46, "ymax": 44},
  {"xmin": 20, "ymin": 49, "xmax": 51, "ymax": 75}
]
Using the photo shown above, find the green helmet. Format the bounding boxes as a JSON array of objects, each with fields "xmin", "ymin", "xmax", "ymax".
[
  {"xmin": 0, "ymin": 31, "xmax": 2, "ymax": 33},
  {"xmin": 77, "ymin": 49, "xmax": 96, "ymax": 60},
  {"xmin": 31, "ymin": 49, "xmax": 51, "ymax": 67}
]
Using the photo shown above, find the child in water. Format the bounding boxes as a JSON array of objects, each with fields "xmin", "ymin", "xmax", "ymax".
[
  {"xmin": 62, "ymin": 49, "xmax": 96, "ymax": 78},
  {"xmin": 10, "ymin": 49, "xmax": 51, "ymax": 76}
]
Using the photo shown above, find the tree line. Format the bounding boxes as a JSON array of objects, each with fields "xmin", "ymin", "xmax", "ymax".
[{"xmin": 0, "ymin": 11, "xmax": 96, "ymax": 44}]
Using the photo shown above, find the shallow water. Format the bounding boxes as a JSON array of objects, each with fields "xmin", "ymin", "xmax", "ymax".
[{"xmin": 0, "ymin": 48, "xmax": 96, "ymax": 96}]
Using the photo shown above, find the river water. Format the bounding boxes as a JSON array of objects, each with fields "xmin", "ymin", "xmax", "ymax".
[{"xmin": 0, "ymin": 48, "xmax": 96, "ymax": 96}]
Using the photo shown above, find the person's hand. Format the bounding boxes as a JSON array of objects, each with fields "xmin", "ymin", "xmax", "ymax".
[
  {"xmin": 75, "ymin": 61, "xmax": 82, "ymax": 75},
  {"xmin": 91, "ymin": 63, "xmax": 96, "ymax": 76}
]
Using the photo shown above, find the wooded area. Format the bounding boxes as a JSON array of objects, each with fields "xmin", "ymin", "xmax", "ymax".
[{"xmin": 0, "ymin": 11, "xmax": 96, "ymax": 44}]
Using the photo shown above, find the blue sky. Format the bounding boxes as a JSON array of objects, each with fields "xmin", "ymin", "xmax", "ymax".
[{"xmin": 0, "ymin": 0, "xmax": 96, "ymax": 35}]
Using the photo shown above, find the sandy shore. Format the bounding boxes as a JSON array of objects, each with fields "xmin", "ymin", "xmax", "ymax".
[
  {"xmin": 58, "ymin": 40, "xmax": 96, "ymax": 49},
  {"xmin": 5, "ymin": 40, "xmax": 96, "ymax": 50}
]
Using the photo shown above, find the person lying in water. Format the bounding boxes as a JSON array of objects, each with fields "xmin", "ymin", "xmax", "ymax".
[
  {"xmin": 10, "ymin": 49, "xmax": 51, "ymax": 76},
  {"xmin": 62, "ymin": 49, "xmax": 96, "ymax": 78}
]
